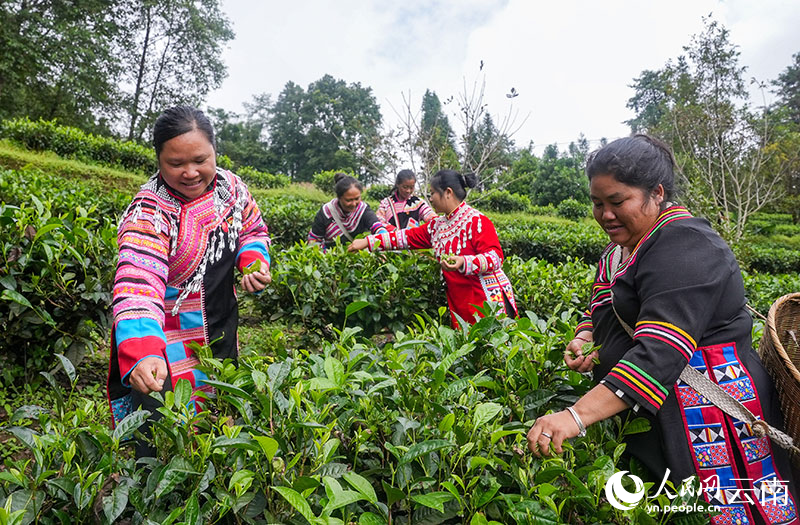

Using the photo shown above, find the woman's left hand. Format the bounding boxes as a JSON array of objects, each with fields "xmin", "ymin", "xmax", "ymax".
[
  {"xmin": 440, "ymin": 255, "xmax": 465, "ymax": 272},
  {"xmin": 527, "ymin": 410, "xmax": 581, "ymax": 457},
  {"xmin": 241, "ymin": 269, "xmax": 271, "ymax": 292}
]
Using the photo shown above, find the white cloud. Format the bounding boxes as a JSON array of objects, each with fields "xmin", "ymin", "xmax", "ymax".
[{"xmin": 207, "ymin": 0, "xmax": 800, "ymax": 156}]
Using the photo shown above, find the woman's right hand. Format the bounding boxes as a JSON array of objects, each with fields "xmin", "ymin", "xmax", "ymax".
[
  {"xmin": 564, "ymin": 336, "xmax": 598, "ymax": 373},
  {"xmin": 347, "ymin": 238, "xmax": 369, "ymax": 252},
  {"xmin": 129, "ymin": 356, "xmax": 168, "ymax": 394}
]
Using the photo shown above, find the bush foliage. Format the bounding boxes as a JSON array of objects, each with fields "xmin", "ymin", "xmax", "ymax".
[{"xmin": 0, "ymin": 118, "xmax": 156, "ymax": 174}]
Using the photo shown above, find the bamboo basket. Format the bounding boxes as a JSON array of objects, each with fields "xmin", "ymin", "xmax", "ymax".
[{"xmin": 758, "ymin": 292, "xmax": 800, "ymax": 468}]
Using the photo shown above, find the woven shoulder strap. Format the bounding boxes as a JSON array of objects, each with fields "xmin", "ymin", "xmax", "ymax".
[
  {"xmin": 390, "ymin": 195, "xmax": 401, "ymax": 228},
  {"xmin": 608, "ymin": 246, "xmax": 799, "ymax": 453},
  {"xmin": 324, "ymin": 201, "xmax": 354, "ymax": 242}
]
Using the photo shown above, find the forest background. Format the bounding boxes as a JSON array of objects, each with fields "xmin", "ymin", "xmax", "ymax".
[{"xmin": 1, "ymin": 1, "xmax": 800, "ymax": 523}]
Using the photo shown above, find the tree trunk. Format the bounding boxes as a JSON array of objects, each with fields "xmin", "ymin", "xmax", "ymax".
[{"xmin": 127, "ymin": 5, "xmax": 151, "ymax": 141}]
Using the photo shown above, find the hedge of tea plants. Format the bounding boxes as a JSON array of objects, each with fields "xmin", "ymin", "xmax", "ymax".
[{"xmin": 1, "ymin": 313, "xmax": 710, "ymax": 524}]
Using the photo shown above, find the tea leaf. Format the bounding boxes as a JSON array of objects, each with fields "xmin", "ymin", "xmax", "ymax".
[
  {"xmin": 102, "ymin": 483, "xmax": 129, "ymax": 523},
  {"xmin": 322, "ymin": 489, "xmax": 366, "ymax": 513},
  {"xmin": 1, "ymin": 289, "xmax": 32, "ymax": 309},
  {"xmin": 411, "ymin": 491, "xmax": 454, "ymax": 513},
  {"xmin": 345, "ymin": 300, "xmax": 370, "ymax": 317},
  {"xmin": 381, "ymin": 480, "xmax": 405, "ymax": 507},
  {"xmin": 273, "ymin": 486, "xmax": 315, "ymax": 523},
  {"xmin": 324, "ymin": 356, "xmax": 345, "ymax": 385},
  {"xmin": 473, "ymin": 402, "xmax": 502, "ymax": 431},
  {"xmin": 343, "ymin": 471, "xmax": 378, "ymax": 505},
  {"xmin": 112, "ymin": 410, "xmax": 150, "ymax": 442},
  {"xmin": 243, "ymin": 259, "xmax": 261, "ymax": 275},
  {"xmin": 399, "ymin": 439, "xmax": 454, "ymax": 465},
  {"xmin": 438, "ymin": 413, "xmax": 455, "ymax": 433},
  {"xmin": 173, "ymin": 378, "xmax": 192, "ymax": 409},
  {"xmin": 254, "ymin": 436, "xmax": 279, "ymax": 460},
  {"xmin": 184, "ymin": 493, "xmax": 200, "ymax": 525},
  {"xmin": 359, "ymin": 512, "xmax": 386, "ymax": 525}
]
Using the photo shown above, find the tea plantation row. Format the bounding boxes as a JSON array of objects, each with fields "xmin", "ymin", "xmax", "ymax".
[{"xmin": 1, "ymin": 166, "xmax": 798, "ymax": 385}]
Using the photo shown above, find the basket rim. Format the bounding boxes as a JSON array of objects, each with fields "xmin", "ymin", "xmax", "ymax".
[{"xmin": 765, "ymin": 292, "xmax": 800, "ymax": 383}]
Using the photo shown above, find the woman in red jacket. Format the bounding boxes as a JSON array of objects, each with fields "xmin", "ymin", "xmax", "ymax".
[{"xmin": 348, "ymin": 169, "xmax": 516, "ymax": 327}]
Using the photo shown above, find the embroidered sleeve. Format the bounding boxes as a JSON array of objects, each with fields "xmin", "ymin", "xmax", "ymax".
[
  {"xmin": 461, "ymin": 215, "xmax": 504, "ymax": 275},
  {"xmin": 367, "ymin": 222, "xmax": 433, "ymax": 251},
  {"xmin": 236, "ymin": 186, "xmax": 271, "ymax": 272},
  {"xmin": 113, "ymin": 198, "xmax": 170, "ymax": 384},
  {"xmin": 602, "ymin": 224, "xmax": 736, "ymax": 415},
  {"xmin": 419, "ymin": 200, "xmax": 436, "ymax": 223},
  {"xmin": 575, "ymin": 311, "xmax": 593, "ymax": 336},
  {"xmin": 376, "ymin": 197, "xmax": 392, "ymax": 222},
  {"xmin": 308, "ymin": 207, "xmax": 330, "ymax": 247},
  {"xmin": 361, "ymin": 205, "xmax": 388, "ymax": 235}
]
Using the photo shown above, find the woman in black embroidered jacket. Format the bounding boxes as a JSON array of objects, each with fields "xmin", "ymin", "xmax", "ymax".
[
  {"xmin": 527, "ymin": 135, "xmax": 797, "ymax": 525},
  {"xmin": 307, "ymin": 173, "xmax": 386, "ymax": 250}
]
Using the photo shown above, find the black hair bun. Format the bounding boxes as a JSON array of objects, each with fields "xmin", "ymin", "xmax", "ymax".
[{"xmin": 463, "ymin": 172, "xmax": 478, "ymax": 189}]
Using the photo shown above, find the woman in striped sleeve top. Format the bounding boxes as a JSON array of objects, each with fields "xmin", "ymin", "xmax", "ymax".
[
  {"xmin": 107, "ymin": 106, "xmax": 271, "ymax": 456},
  {"xmin": 527, "ymin": 135, "xmax": 796, "ymax": 524}
]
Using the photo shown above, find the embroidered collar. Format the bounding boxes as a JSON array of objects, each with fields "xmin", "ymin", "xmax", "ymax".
[{"xmin": 446, "ymin": 201, "xmax": 468, "ymax": 220}]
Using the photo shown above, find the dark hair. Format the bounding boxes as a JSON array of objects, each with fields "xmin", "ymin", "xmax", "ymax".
[
  {"xmin": 394, "ymin": 169, "xmax": 416, "ymax": 190},
  {"xmin": 430, "ymin": 169, "xmax": 477, "ymax": 201},
  {"xmin": 586, "ymin": 134, "xmax": 676, "ymax": 207},
  {"xmin": 334, "ymin": 172, "xmax": 363, "ymax": 198},
  {"xmin": 153, "ymin": 106, "xmax": 215, "ymax": 158}
]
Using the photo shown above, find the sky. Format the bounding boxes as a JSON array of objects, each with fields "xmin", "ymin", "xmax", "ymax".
[{"xmin": 206, "ymin": 0, "xmax": 800, "ymax": 155}]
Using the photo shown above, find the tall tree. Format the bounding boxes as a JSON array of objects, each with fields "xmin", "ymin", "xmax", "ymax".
[
  {"xmin": 121, "ymin": 0, "xmax": 233, "ymax": 141},
  {"xmin": 0, "ymin": 0, "xmax": 125, "ymax": 131},
  {"xmin": 626, "ymin": 17, "xmax": 795, "ymax": 240},
  {"xmin": 267, "ymin": 75, "xmax": 383, "ymax": 182},
  {"xmin": 417, "ymin": 90, "xmax": 458, "ymax": 182},
  {"xmin": 774, "ymin": 51, "xmax": 800, "ymax": 127},
  {"xmin": 208, "ymin": 106, "xmax": 273, "ymax": 171}
]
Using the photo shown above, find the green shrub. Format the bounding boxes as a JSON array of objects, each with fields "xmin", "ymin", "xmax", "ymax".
[
  {"xmin": 258, "ymin": 244, "xmax": 446, "ymax": 339},
  {"xmin": 0, "ymin": 117, "xmax": 155, "ymax": 173},
  {"xmin": 3, "ymin": 314, "xmax": 688, "ymax": 524},
  {"xmin": 312, "ymin": 169, "xmax": 355, "ymax": 194},
  {"xmin": 505, "ymin": 255, "xmax": 594, "ymax": 316},
  {"xmin": 0, "ymin": 192, "xmax": 117, "ymax": 386},
  {"xmin": 774, "ymin": 223, "xmax": 800, "ymax": 237},
  {"xmin": 216, "ymin": 153, "xmax": 234, "ymax": 170},
  {"xmin": 527, "ymin": 204, "xmax": 557, "ymax": 216},
  {"xmin": 471, "ymin": 189, "xmax": 531, "ymax": 213},
  {"xmin": 736, "ymin": 244, "xmax": 800, "ymax": 274},
  {"xmin": 493, "ymin": 216, "xmax": 608, "ymax": 264},
  {"xmin": 258, "ymin": 194, "xmax": 320, "ymax": 247},
  {"xmin": 743, "ymin": 270, "xmax": 800, "ymax": 316},
  {"xmin": 557, "ymin": 198, "xmax": 589, "ymax": 221},
  {"xmin": 363, "ymin": 183, "xmax": 393, "ymax": 202},
  {"xmin": 237, "ymin": 165, "xmax": 290, "ymax": 189}
]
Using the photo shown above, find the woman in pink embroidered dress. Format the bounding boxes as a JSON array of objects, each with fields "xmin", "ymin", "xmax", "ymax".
[
  {"xmin": 348, "ymin": 169, "xmax": 517, "ymax": 327},
  {"xmin": 375, "ymin": 169, "xmax": 435, "ymax": 230},
  {"xmin": 107, "ymin": 106, "xmax": 271, "ymax": 456}
]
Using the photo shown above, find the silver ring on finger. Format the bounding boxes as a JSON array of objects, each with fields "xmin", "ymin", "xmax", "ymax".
[{"xmin": 541, "ymin": 432, "xmax": 552, "ymax": 440}]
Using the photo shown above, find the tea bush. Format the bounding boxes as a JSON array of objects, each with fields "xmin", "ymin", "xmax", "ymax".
[
  {"xmin": 471, "ymin": 190, "xmax": 531, "ymax": 213},
  {"xmin": 737, "ymin": 245, "xmax": 800, "ymax": 274},
  {"xmin": 556, "ymin": 198, "xmax": 589, "ymax": 221},
  {"xmin": 259, "ymin": 194, "xmax": 321, "ymax": 247},
  {"xmin": 313, "ymin": 169, "xmax": 355, "ymax": 194},
  {"xmin": 363, "ymin": 183, "xmax": 393, "ymax": 202},
  {"xmin": 495, "ymin": 219, "xmax": 608, "ymax": 264},
  {"xmin": 237, "ymin": 165, "xmax": 291, "ymax": 189},
  {"xmin": 257, "ymin": 244, "xmax": 446, "ymax": 339},
  {"xmin": 0, "ymin": 201, "xmax": 117, "ymax": 386},
  {"xmin": 1, "ymin": 316, "xmax": 703, "ymax": 524},
  {"xmin": 0, "ymin": 118, "xmax": 156, "ymax": 174}
]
